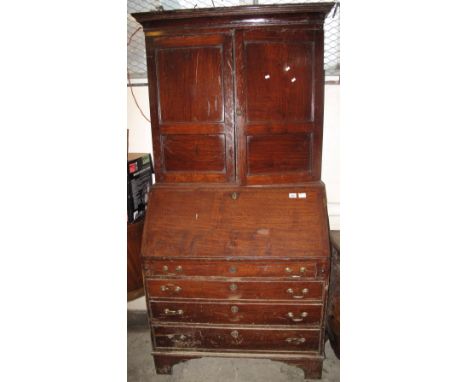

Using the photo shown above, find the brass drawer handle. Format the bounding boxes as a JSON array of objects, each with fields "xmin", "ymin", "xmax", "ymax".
[
  {"xmin": 285, "ymin": 266, "xmax": 307, "ymax": 278},
  {"xmin": 286, "ymin": 287, "xmax": 309, "ymax": 299},
  {"xmin": 230, "ymin": 330, "xmax": 239, "ymax": 339},
  {"xmin": 163, "ymin": 334, "xmax": 189, "ymax": 341},
  {"xmin": 287, "ymin": 311, "xmax": 308, "ymax": 322},
  {"xmin": 161, "ymin": 265, "xmax": 182, "ymax": 275},
  {"xmin": 231, "ymin": 305, "xmax": 239, "ymax": 314},
  {"xmin": 163, "ymin": 308, "xmax": 183, "ymax": 316},
  {"xmin": 285, "ymin": 337, "xmax": 306, "ymax": 345},
  {"xmin": 160, "ymin": 284, "xmax": 182, "ymax": 293},
  {"xmin": 229, "ymin": 283, "xmax": 238, "ymax": 291},
  {"xmin": 231, "ymin": 192, "xmax": 238, "ymax": 200}
]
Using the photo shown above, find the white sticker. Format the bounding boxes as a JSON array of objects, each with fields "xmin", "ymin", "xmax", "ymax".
[
  {"xmin": 298, "ymin": 193, "xmax": 307, "ymax": 199},
  {"xmin": 289, "ymin": 193, "xmax": 297, "ymax": 199}
]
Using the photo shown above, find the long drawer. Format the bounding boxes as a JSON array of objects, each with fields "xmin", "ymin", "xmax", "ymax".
[
  {"xmin": 146, "ymin": 278, "xmax": 323, "ymax": 301},
  {"xmin": 152, "ymin": 325, "xmax": 320, "ymax": 352},
  {"xmin": 143, "ymin": 259, "xmax": 329, "ymax": 279},
  {"xmin": 150, "ymin": 300, "xmax": 322, "ymax": 325}
]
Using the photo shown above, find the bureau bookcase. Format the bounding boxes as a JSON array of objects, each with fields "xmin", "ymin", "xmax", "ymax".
[{"xmin": 133, "ymin": 3, "xmax": 334, "ymax": 379}]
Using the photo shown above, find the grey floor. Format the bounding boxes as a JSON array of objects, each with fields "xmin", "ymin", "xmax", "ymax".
[{"xmin": 128, "ymin": 328, "xmax": 339, "ymax": 382}]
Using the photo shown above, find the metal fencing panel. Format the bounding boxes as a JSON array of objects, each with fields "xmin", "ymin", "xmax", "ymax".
[{"xmin": 127, "ymin": 0, "xmax": 340, "ymax": 79}]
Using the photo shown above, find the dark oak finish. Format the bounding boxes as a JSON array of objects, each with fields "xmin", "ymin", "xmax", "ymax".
[
  {"xmin": 247, "ymin": 134, "xmax": 311, "ymax": 174},
  {"xmin": 163, "ymin": 134, "xmax": 226, "ymax": 172},
  {"xmin": 147, "ymin": 32, "xmax": 235, "ymax": 183},
  {"xmin": 127, "ymin": 219, "xmax": 144, "ymax": 300},
  {"xmin": 147, "ymin": 278, "xmax": 323, "ymax": 301},
  {"xmin": 143, "ymin": 258, "xmax": 329, "ymax": 279},
  {"xmin": 327, "ymin": 230, "xmax": 340, "ymax": 359},
  {"xmin": 157, "ymin": 46, "xmax": 224, "ymax": 123},
  {"xmin": 235, "ymin": 28, "xmax": 323, "ymax": 185},
  {"xmin": 150, "ymin": 300, "xmax": 322, "ymax": 326},
  {"xmin": 153, "ymin": 325, "xmax": 321, "ymax": 351},
  {"xmin": 142, "ymin": 185, "xmax": 329, "ymax": 259},
  {"xmin": 134, "ymin": 4, "xmax": 329, "ymax": 185},
  {"xmin": 152, "ymin": 351, "xmax": 324, "ymax": 379},
  {"xmin": 132, "ymin": 3, "xmax": 334, "ymax": 379}
]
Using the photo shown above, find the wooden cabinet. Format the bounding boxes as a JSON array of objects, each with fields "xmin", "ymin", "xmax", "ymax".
[
  {"xmin": 133, "ymin": 3, "xmax": 334, "ymax": 379},
  {"xmin": 127, "ymin": 219, "xmax": 144, "ymax": 301}
]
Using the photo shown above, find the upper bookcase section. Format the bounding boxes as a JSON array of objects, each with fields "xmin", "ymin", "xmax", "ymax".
[{"xmin": 132, "ymin": 3, "xmax": 334, "ymax": 185}]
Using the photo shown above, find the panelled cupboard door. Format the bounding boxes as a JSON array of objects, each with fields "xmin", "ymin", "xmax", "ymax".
[
  {"xmin": 146, "ymin": 33, "xmax": 235, "ymax": 183},
  {"xmin": 235, "ymin": 29, "xmax": 324, "ymax": 185}
]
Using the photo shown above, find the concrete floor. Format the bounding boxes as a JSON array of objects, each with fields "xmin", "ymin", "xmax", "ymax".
[{"xmin": 128, "ymin": 328, "xmax": 339, "ymax": 382}]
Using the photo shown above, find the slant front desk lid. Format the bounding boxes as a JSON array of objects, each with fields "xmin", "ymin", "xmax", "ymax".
[{"xmin": 142, "ymin": 184, "xmax": 329, "ymax": 259}]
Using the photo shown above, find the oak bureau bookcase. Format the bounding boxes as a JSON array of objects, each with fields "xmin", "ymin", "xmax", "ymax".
[{"xmin": 132, "ymin": 3, "xmax": 334, "ymax": 379}]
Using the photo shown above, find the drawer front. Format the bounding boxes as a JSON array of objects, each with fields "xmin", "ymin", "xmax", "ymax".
[
  {"xmin": 152, "ymin": 325, "xmax": 320, "ymax": 351},
  {"xmin": 143, "ymin": 259, "xmax": 329, "ymax": 279},
  {"xmin": 150, "ymin": 300, "xmax": 322, "ymax": 325},
  {"xmin": 146, "ymin": 278, "xmax": 323, "ymax": 301}
]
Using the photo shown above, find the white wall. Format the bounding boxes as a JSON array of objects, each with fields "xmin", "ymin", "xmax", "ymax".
[
  {"xmin": 322, "ymin": 84, "xmax": 340, "ymax": 229},
  {"xmin": 127, "ymin": 83, "xmax": 340, "ymax": 311}
]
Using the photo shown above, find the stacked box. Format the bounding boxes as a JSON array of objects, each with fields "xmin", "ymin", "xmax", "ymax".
[{"xmin": 127, "ymin": 153, "xmax": 153, "ymax": 223}]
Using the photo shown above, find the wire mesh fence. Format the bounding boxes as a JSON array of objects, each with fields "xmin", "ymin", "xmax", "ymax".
[{"xmin": 127, "ymin": 0, "xmax": 340, "ymax": 79}]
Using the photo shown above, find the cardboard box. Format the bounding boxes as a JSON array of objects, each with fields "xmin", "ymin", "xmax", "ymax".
[{"xmin": 127, "ymin": 153, "xmax": 153, "ymax": 223}]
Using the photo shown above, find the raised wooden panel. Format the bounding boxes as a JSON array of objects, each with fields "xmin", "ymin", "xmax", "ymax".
[
  {"xmin": 147, "ymin": 33, "xmax": 235, "ymax": 183},
  {"xmin": 247, "ymin": 134, "xmax": 310, "ymax": 174},
  {"xmin": 235, "ymin": 28, "xmax": 323, "ymax": 184},
  {"xmin": 245, "ymin": 42, "xmax": 313, "ymax": 122},
  {"xmin": 157, "ymin": 47, "xmax": 223, "ymax": 123},
  {"xmin": 163, "ymin": 135, "xmax": 225, "ymax": 172}
]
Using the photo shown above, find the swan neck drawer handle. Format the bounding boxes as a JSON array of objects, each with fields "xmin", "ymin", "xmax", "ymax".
[
  {"xmin": 285, "ymin": 337, "xmax": 306, "ymax": 345},
  {"xmin": 286, "ymin": 287, "xmax": 309, "ymax": 299},
  {"xmin": 160, "ymin": 284, "xmax": 182, "ymax": 293},
  {"xmin": 163, "ymin": 309, "xmax": 183, "ymax": 316},
  {"xmin": 285, "ymin": 266, "xmax": 307, "ymax": 277},
  {"xmin": 287, "ymin": 311, "xmax": 308, "ymax": 322}
]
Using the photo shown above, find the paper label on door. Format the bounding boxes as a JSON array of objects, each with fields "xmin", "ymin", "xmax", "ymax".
[
  {"xmin": 298, "ymin": 193, "xmax": 307, "ymax": 199},
  {"xmin": 289, "ymin": 193, "xmax": 297, "ymax": 199}
]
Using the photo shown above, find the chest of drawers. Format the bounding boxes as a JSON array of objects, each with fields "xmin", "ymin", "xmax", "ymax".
[
  {"xmin": 140, "ymin": 185, "xmax": 330, "ymax": 378},
  {"xmin": 132, "ymin": 3, "xmax": 334, "ymax": 379}
]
